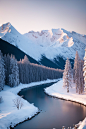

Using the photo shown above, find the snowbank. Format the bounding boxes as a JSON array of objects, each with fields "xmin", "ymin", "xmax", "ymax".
[
  {"xmin": 0, "ymin": 79, "xmax": 59, "ymax": 129},
  {"xmin": 78, "ymin": 118, "xmax": 86, "ymax": 129},
  {"xmin": 0, "ymin": 91, "xmax": 38, "ymax": 129},
  {"xmin": 7, "ymin": 79, "xmax": 60, "ymax": 95},
  {"xmin": 45, "ymin": 79, "xmax": 86, "ymax": 129},
  {"xmin": 45, "ymin": 80, "xmax": 86, "ymax": 105}
]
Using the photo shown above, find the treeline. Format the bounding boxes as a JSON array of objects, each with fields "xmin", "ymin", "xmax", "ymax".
[
  {"xmin": 63, "ymin": 51, "xmax": 84, "ymax": 94},
  {"xmin": 0, "ymin": 50, "xmax": 63, "ymax": 91},
  {"xmin": 18, "ymin": 55, "xmax": 63, "ymax": 84},
  {"xmin": 0, "ymin": 51, "xmax": 19, "ymax": 91}
]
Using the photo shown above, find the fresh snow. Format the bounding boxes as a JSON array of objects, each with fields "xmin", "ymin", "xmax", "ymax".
[
  {"xmin": 0, "ymin": 22, "xmax": 43, "ymax": 60},
  {"xmin": 78, "ymin": 118, "xmax": 86, "ymax": 129},
  {"xmin": 0, "ymin": 79, "xmax": 59, "ymax": 129},
  {"xmin": 45, "ymin": 79, "xmax": 86, "ymax": 129},
  {"xmin": 0, "ymin": 22, "xmax": 86, "ymax": 61}
]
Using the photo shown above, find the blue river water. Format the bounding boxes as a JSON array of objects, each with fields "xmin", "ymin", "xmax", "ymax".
[{"xmin": 14, "ymin": 82, "xmax": 86, "ymax": 129}]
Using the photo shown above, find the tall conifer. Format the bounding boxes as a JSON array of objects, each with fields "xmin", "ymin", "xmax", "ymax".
[{"xmin": 63, "ymin": 58, "xmax": 72, "ymax": 92}]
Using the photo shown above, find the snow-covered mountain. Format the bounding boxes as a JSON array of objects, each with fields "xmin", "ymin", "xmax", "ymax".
[
  {"xmin": 24, "ymin": 29, "xmax": 86, "ymax": 60},
  {"xmin": 0, "ymin": 22, "xmax": 86, "ymax": 63}
]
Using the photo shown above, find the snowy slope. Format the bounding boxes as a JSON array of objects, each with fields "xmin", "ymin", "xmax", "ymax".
[
  {"xmin": 24, "ymin": 29, "xmax": 73, "ymax": 47},
  {"xmin": 24, "ymin": 28, "xmax": 86, "ymax": 60},
  {"xmin": 0, "ymin": 22, "xmax": 86, "ymax": 62},
  {"xmin": 0, "ymin": 22, "xmax": 43, "ymax": 60}
]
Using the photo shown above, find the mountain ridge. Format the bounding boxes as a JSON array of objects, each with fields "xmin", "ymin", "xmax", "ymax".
[
  {"xmin": 0, "ymin": 38, "xmax": 39, "ymax": 64},
  {"xmin": 0, "ymin": 22, "xmax": 86, "ymax": 63}
]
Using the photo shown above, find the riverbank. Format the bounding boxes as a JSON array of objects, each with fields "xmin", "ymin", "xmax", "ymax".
[
  {"xmin": 45, "ymin": 79, "xmax": 86, "ymax": 129},
  {"xmin": 0, "ymin": 79, "xmax": 59, "ymax": 129}
]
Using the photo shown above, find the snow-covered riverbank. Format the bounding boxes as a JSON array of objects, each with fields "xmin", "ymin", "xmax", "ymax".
[
  {"xmin": 0, "ymin": 79, "xmax": 59, "ymax": 129},
  {"xmin": 45, "ymin": 79, "xmax": 86, "ymax": 129}
]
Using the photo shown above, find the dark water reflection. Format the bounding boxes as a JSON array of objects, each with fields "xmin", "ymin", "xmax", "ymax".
[{"xmin": 14, "ymin": 82, "xmax": 86, "ymax": 129}]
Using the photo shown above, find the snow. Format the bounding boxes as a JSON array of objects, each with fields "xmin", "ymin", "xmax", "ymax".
[
  {"xmin": 52, "ymin": 28, "xmax": 63, "ymax": 35},
  {"xmin": 0, "ymin": 89, "xmax": 38, "ymax": 129},
  {"xmin": 0, "ymin": 79, "xmax": 59, "ymax": 129},
  {"xmin": 78, "ymin": 118, "xmax": 86, "ymax": 129},
  {"xmin": 0, "ymin": 22, "xmax": 86, "ymax": 62},
  {"xmin": 45, "ymin": 79, "xmax": 86, "ymax": 129},
  {"xmin": 0, "ymin": 22, "xmax": 11, "ymax": 38},
  {"xmin": 0, "ymin": 23, "xmax": 43, "ymax": 60}
]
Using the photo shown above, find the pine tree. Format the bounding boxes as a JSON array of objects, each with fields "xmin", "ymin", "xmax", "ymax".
[
  {"xmin": 0, "ymin": 51, "xmax": 5, "ymax": 91},
  {"xmin": 9, "ymin": 55, "xmax": 19, "ymax": 87},
  {"xmin": 21, "ymin": 55, "xmax": 30, "ymax": 83},
  {"xmin": 83, "ymin": 48, "xmax": 86, "ymax": 92},
  {"xmin": 73, "ymin": 51, "xmax": 84, "ymax": 94},
  {"xmin": 22, "ymin": 55, "xmax": 30, "ymax": 64},
  {"xmin": 79, "ymin": 60, "xmax": 84, "ymax": 94},
  {"xmin": 63, "ymin": 58, "xmax": 72, "ymax": 92},
  {"xmin": 69, "ymin": 59, "xmax": 72, "ymax": 87},
  {"xmin": 73, "ymin": 51, "xmax": 79, "ymax": 83},
  {"xmin": 4, "ymin": 54, "xmax": 10, "ymax": 85},
  {"xmin": 73, "ymin": 51, "xmax": 80, "ymax": 93}
]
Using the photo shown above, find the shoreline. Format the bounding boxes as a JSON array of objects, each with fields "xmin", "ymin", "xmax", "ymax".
[
  {"xmin": 13, "ymin": 80, "xmax": 60, "ymax": 129},
  {"xmin": 10, "ymin": 111, "xmax": 40, "ymax": 129},
  {"xmin": 0, "ymin": 79, "xmax": 59, "ymax": 129},
  {"xmin": 44, "ymin": 91, "xmax": 86, "ymax": 128},
  {"xmin": 44, "ymin": 80, "xmax": 86, "ymax": 129},
  {"xmin": 44, "ymin": 91, "xmax": 86, "ymax": 107}
]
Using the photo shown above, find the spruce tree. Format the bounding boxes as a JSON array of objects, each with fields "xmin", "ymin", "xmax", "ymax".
[
  {"xmin": 4, "ymin": 54, "xmax": 10, "ymax": 85},
  {"xmin": 0, "ymin": 51, "xmax": 5, "ymax": 91},
  {"xmin": 79, "ymin": 60, "xmax": 84, "ymax": 94},
  {"xmin": 73, "ymin": 51, "xmax": 80, "ymax": 93},
  {"xmin": 63, "ymin": 58, "xmax": 72, "ymax": 92},
  {"xmin": 22, "ymin": 55, "xmax": 30, "ymax": 64},
  {"xmin": 83, "ymin": 48, "xmax": 86, "ymax": 92},
  {"xmin": 9, "ymin": 55, "xmax": 19, "ymax": 87},
  {"xmin": 73, "ymin": 51, "xmax": 79, "ymax": 83}
]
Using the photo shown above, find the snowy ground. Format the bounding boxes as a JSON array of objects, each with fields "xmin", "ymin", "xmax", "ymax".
[
  {"xmin": 0, "ymin": 79, "xmax": 59, "ymax": 129},
  {"xmin": 45, "ymin": 79, "xmax": 86, "ymax": 129},
  {"xmin": 78, "ymin": 118, "xmax": 86, "ymax": 129}
]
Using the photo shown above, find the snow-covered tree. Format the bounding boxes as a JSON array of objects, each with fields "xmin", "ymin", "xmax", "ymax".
[
  {"xmin": 4, "ymin": 54, "xmax": 10, "ymax": 85},
  {"xmin": 69, "ymin": 60, "xmax": 72, "ymax": 87},
  {"xmin": 22, "ymin": 55, "xmax": 30, "ymax": 83},
  {"xmin": 13, "ymin": 97, "xmax": 23, "ymax": 110},
  {"xmin": 73, "ymin": 51, "xmax": 84, "ymax": 94},
  {"xmin": 83, "ymin": 48, "xmax": 86, "ymax": 92},
  {"xmin": 73, "ymin": 51, "xmax": 79, "ymax": 83},
  {"xmin": 63, "ymin": 58, "xmax": 72, "ymax": 92},
  {"xmin": 22, "ymin": 55, "xmax": 30, "ymax": 64},
  {"xmin": 73, "ymin": 51, "xmax": 80, "ymax": 93},
  {"xmin": 79, "ymin": 60, "xmax": 84, "ymax": 94},
  {"xmin": 0, "ymin": 51, "xmax": 5, "ymax": 91},
  {"xmin": 9, "ymin": 55, "xmax": 19, "ymax": 87},
  {"xmin": 0, "ymin": 96, "xmax": 3, "ymax": 103}
]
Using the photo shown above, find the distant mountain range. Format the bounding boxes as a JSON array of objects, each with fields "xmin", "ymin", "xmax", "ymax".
[{"xmin": 0, "ymin": 22, "xmax": 86, "ymax": 69}]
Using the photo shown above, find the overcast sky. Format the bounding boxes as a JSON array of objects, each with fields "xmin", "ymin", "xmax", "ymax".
[{"xmin": 0, "ymin": 0, "xmax": 86, "ymax": 34}]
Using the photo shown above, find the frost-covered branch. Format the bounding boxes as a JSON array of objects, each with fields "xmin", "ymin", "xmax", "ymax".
[{"xmin": 13, "ymin": 97, "xmax": 23, "ymax": 110}]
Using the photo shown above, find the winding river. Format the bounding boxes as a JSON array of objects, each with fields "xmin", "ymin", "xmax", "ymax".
[{"xmin": 14, "ymin": 82, "xmax": 86, "ymax": 129}]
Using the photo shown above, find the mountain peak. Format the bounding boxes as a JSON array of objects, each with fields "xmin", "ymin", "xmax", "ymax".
[
  {"xmin": 24, "ymin": 28, "xmax": 74, "ymax": 48},
  {"xmin": 0, "ymin": 22, "xmax": 11, "ymax": 38},
  {"xmin": 1, "ymin": 22, "xmax": 11, "ymax": 29}
]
